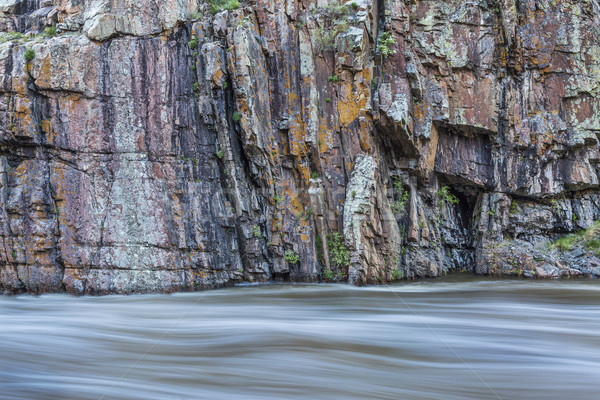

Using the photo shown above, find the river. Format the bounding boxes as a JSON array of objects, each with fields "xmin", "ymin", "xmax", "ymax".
[{"xmin": 1, "ymin": 276, "xmax": 599, "ymax": 400}]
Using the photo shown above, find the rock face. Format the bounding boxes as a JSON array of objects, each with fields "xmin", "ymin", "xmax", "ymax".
[{"xmin": 1, "ymin": 0, "xmax": 600, "ymax": 294}]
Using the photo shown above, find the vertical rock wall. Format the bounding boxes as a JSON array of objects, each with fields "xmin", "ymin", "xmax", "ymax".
[{"xmin": 1, "ymin": 0, "xmax": 600, "ymax": 294}]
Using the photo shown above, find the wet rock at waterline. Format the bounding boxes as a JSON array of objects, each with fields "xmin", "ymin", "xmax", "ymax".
[{"xmin": 1, "ymin": 0, "xmax": 600, "ymax": 294}]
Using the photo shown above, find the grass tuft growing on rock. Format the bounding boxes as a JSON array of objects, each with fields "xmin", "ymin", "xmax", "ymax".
[
  {"xmin": 0, "ymin": 32, "xmax": 25, "ymax": 44},
  {"xmin": 209, "ymin": 0, "xmax": 240, "ymax": 15},
  {"xmin": 550, "ymin": 221, "xmax": 600, "ymax": 253},
  {"xmin": 44, "ymin": 26, "xmax": 57, "ymax": 37}
]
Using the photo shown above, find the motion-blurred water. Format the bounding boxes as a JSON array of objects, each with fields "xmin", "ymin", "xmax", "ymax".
[{"xmin": 1, "ymin": 277, "xmax": 600, "ymax": 400}]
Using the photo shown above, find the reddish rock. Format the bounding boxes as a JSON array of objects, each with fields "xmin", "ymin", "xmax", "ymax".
[{"xmin": 1, "ymin": 0, "xmax": 600, "ymax": 294}]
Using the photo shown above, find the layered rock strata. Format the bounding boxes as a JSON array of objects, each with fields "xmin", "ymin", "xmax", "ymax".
[{"xmin": 1, "ymin": 0, "xmax": 600, "ymax": 294}]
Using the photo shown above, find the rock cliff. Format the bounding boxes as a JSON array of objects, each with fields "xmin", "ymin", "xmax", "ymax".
[{"xmin": 1, "ymin": 0, "xmax": 600, "ymax": 294}]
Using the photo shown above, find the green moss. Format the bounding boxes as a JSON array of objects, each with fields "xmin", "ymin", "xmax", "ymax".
[
  {"xmin": 315, "ymin": 233, "xmax": 324, "ymax": 265},
  {"xmin": 232, "ymin": 111, "xmax": 242, "ymax": 122},
  {"xmin": 328, "ymin": 75, "xmax": 339, "ymax": 83}
]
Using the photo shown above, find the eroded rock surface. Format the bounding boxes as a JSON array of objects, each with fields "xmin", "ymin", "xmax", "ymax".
[{"xmin": 1, "ymin": 0, "xmax": 599, "ymax": 294}]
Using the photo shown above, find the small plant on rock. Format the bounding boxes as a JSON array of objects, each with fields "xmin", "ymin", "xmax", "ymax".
[
  {"xmin": 438, "ymin": 186, "xmax": 459, "ymax": 205},
  {"xmin": 391, "ymin": 178, "xmax": 410, "ymax": 215},
  {"xmin": 328, "ymin": 232, "xmax": 350, "ymax": 268},
  {"xmin": 24, "ymin": 48, "xmax": 35, "ymax": 62},
  {"xmin": 314, "ymin": 4, "xmax": 350, "ymax": 51},
  {"xmin": 391, "ymin": 269, "xmax": 403, "ymax": 281},
  {"xmin": 322, "ymin": 268, "xmax": 335, "ymax": 280},
  {"xmin": 285, "ymin": 250, "xmax": 301, "ymax": 264},
  {"xmin": 232, "ymin": 111, "xmax": 242, "ymax": 122},
  {"xmin": 377, "ymin": 32, "xmax": 397, "ymax": 57}
]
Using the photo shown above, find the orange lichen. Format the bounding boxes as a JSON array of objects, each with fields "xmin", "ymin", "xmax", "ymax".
[
  {"xmin": 337, "ymin": 72, "xmax": 369, "ymax": 128},
  {"xmin": 288, "ymin": 114, "xmax": 308, "ymax": 157}
]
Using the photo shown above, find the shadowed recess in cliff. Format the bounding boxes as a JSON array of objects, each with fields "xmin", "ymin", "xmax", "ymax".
[{"xmin": 434, "ymin": 123, "xmax": 493, "ymax": 189}]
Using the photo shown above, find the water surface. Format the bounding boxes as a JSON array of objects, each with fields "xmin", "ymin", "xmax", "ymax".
[{"xmin": 1, "ymin": 277, "xmax": 600, "ymax": 400}]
